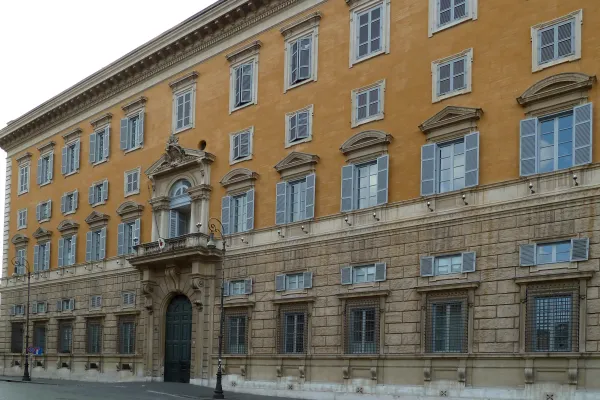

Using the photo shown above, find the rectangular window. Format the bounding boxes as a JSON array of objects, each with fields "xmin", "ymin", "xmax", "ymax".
[
  {"xmin": 538, "ymin": 19, "xmax": 575, "ymax": 65},
  {"xmin": 62, "ymin": 142, "xmax": 79, "ymax": 175},
  {"xmin": 89, "ymin": 180, "xmax": 108, "ymax": 205},
  {"xmin": 276, "ymin": 272, "xmax": 313, "ymax": 292},
  {"xmin": 61, "ymin": 235, "xmax": 75, "ymax": 267},
  {"xmin": 289, "ymin": 36, "xmax": 313, "ymax": 86},
  {"xmin": 18, "ymin": 164, "xmax": 29, "ymax": 194},
  {"xmin": 435, "ymin": 254, "xmax": 462, "ymax": 275},
  {"xmin": 15, "ymin": 249, "xmax": 26, "ymax": 275},
  {"xmin": 17, "ymin": 209, "xmax": 27, "ymax": 229},
  {"xmin": 37, "ymin": 200, "xmax": 51, "ymax": 221},
  {"xmin": 438, "ymin": 140, "xmax": 465, "ymax": 193},
  {"xmin": 175, "ymin": 90, "xmax": 193, "ymax": 132},
  {"xmin": 353, "ymin": 265, "xmax": 376, "ymax": 284},
  {"xmin": 169, "ymin": 210, "xmax": 189, "ymax": 238},
  {"xmin": 289, "ymin": 178, "xmax": 307, "ymax": 223},
  {"xmin": 12, "ymin": 304, "xmax": 25, "ymax": 316},
  {"xmin": 526, "ymin": 284, "xmax": 578, "ymax": 352},
  {"xmin": 355, "ymin": 162, "xmax": 378, "ymax": 209},
  {"xmin": 118, "ymin": 219, "xmax": 140, "ymax": 256},
  {"xmin": 275, "ymin": 174, "xmax": 316, "ymax": 225},
  {"xmin": 230, "ymin": 280, "xmax": 246, "ymax": 296},
  {"xmin": 420, "ymin": 253, "xmax": 476, "ymax": 277},
  {"xmin": 437, "ymin": 57, "xmax": 466, "ymax": 97},
  {"xmin": 286, "ymin": 273, "xmax": 305, "ymax": 290},
  {"xmin": 286, "ymin": 106, "xmax": 312, "ymax": 147},
  {"xmin": 438, "ymin": 0, "xmax": 467, "ymax": 27},
  {"xmin": 125, "ymin": 169, "xmax": 140, "ymax": 196},
  {"xmin": 87, "ymin": 320, "xmax": 102, "ymax": 354},
  {"xmin": 34, "ymin": 242, "xmax": 50, "ymax": 272},
  {"xmin": 122, "ymin": 292, "xmax": 136, "ymax": 307},
  {"xmin": 92, "ymin": 230, "xmax": 102, "ymax": 261},
  {"xmin": 233, "ymin": 62, "xmax": 254, "ymax": 109},
  {"xmin": 33, "ymin": 323, "xmax": 46, "ymax": 351},
  {"xmin": 118, "ymin": 317, "xmax": 136, "ymax": 354},
  {"xmin": 346, "ymin": 304, "xmax": 378, "ymax": 354},
  {"xmin": 38, "ymin": 153, "xmax": 52, "ymax": 185},
  {"xmin": 538, "ymin": 112, "xmax": 574, "ymax": 173},
  {"xmin": 128, "ymin": 114, "xmax": 140, "ymax": 148},
  {"xmin": 356, "ymin": 4, "xmax": 383, "ymax": 60},
  {"xmin": 341, "ymin": 263, "xmax": 386, "ymax": 285},
  {"xmin": 232, "ymin": 194, "xmax": 248, "ymax": 234},
  {"xmin": 427, "ymin": 299, "xmax": 467, "ymax": 353},
  {"xmin": 355, "ymin": 86, "xmax": 381, "ymax": 124},
  {"xmin": 90, "ymin": 127, "xmax": 110, "ymax": 164},
  {"xmin": 537, "ymin": 241, "xmax": 571, "ymax": 264},
  {"xmin": 58, "ymin": 322, "xmax": 73, "ymax": 353},
  {"xmin": 11, "ymin": 323, "xmax": 23, "ymax": 353},
  {"xmin": 90, "ymin": 295, "xmax": 102, "ymax": 310},
  {"xmin": 226, "ymin": 314, "xmax": 247, "ymax": 354},
  {"xmin": 62, "ymin": 190, "xmax": 77, "ymax": 214},
  {"xmin": 283, "ymin": 312, "xmax": 305, "ymax": 354},
  {"xmin": 35, "ymin": 302, "xmax": 47, "ymax": 314},
  {"xmin": 60, "ymin": 298, "xmax": 74, "ymax": 311},
  {"xmin": 230, "ymin": 129, "xmax": 252, "ymax": 163}
]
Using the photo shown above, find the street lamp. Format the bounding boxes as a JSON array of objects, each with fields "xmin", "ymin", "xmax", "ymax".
[
  {"xmin": 207, "ymin": 218, "xmax": 226, "ymax": 400},
  {"xmin": 12, "ymin": 256, "xmax": 32, "ymax": 382}
]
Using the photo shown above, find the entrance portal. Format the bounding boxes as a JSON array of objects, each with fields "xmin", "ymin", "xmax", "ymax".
[{"xmin": 164, "ymin": 295, "xmax": 192, "ymax": 383}]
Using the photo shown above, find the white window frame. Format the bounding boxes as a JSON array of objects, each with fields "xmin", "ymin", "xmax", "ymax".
[
  {"xmin": 17, "ymin": 209, "xmax": 27, "ymax": 230},
  {"xmin": 351, "ymin": 79, "xmax": 386, "ymax": 128},
  {"xmin": 431, "ymin": 48, "xmax": 473, "ymax": 103},
  {"xmin": 229, "ymin": 54, "xmax": 259, "ymax": 114},
  {"xmin": 531, "ymin": 9, "xmax": 582, "ymax": 73},
  {"xmin": 349, "ymin": 0, "xmax": 391, "ymax": 67},
  {"xmin": 18, "ymin": 163, "xmax": 30, "ymax": 195},
  {"xmin": 123, "ymin": 110, "xmax": 144, "ymax": 153},
  {"xmin": 230, "ymin": 280, "xmax": 246, "ymax": 296},
  {"xmin": 63, "ymin": 140, "xmax": 80, "ymax": 176},
  {"xmin": 229, "ymin": 127, "xmax": 254, "ymax": 165},
  {"xmin": 124, "ymin": 167, "xmax": 141, "ymax": 197},
  {"xmin": 172, "ymin": 85, "xmax": 196, "ymax": 134},
  {"xmin": 428, "ymin": 0, "xmax": 478, "ymax": 37},
  {"xmin": 122, "ymin": 292, "xmax": 136, "ymax": 308},
  {"xmin": 92, "ymin": 126, "xmax": 109, "ymax": 166},
  {"xmin": 231, "ymin": 193, "xmax": 249, "ymax": 234},
  {"xmin": 90, "ymin": 295, "xmax": 102, "ymax": 310},
  {"xmin": 352, "ymin": 265, "xmax": 377, "ymax": 284},
  {"xmin": 14, "ymin": 304, "xmax": 25, "ymax": 316},
  {"xmin": 37, "ymin": 200, "xmax": 51, "ymax": 223},
  {"xmin": 63, "ymin": 190, "xmax": 77, "ymax": 216},
  {"xmin": 283, "ymin": 24, "xmax": 319, "ymax": 92},
  {"xmin": 61, "ymin": 298, "xmax": 75, "ymax": 312},
  {"xmin": 39, "ymin": 152, "xmax": 53, "ymax": 186},
  {"xmin": 90, "ymin": 180, "xmax": 108, "ymax": 207},
  {"xmin": 535, "ymin": 241, "xmax": 573, "ymax": 265},
  {"xmin": 285, "ymin": 273, "xmax": 305, "ymax": 290},
  {"xmin": 285, "ymin": 105, "xmax": 314, "ymax": 148}
]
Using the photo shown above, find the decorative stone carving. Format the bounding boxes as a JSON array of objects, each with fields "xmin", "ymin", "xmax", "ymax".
[
  {"xmin": 165, "ymin": 136, "xmax": 187, "ymax": 166},
  {"xmin": 342, "ymin": 366, "xmax": 349, "ymax": 379},
  {"xmin": 220, "ymin": 168, "xmax": 259, "ymax": 193},
  {"xmin": 32, "ymin": 227, "xmax": 53, "ymax": 241},
  {"xmin": 524, "ymin": 367, "xmax": 534, "ymax": 384},
  {"xmin": 145, "ymin": 136, "xmax": 214, "ymax": 179},
  {"xmin": 276, "ymin": 366, "xmax": 282, "ymax": 377},
  {"xmin": 240, "ymin": 365, "xmax": 246, "ymax": 377},
  {"xmin": 90, "ymin": 113, "xmax": 112, "ymax": 129},
  {"xmin": 191, "ymin": 277, "xmax": 204, "ymax": 291},
  {"xmin": 11, "ymin": 234, "xmax": 29, "ymax": 247},
  {"xmin": 457, "ymin": 367, "xmax": 466, "ymax": 383},
  {"xmin": 187, "ymin": 184, "xmax": 212, "ymax": 201},
  {"xmin": 165, "ymin": 265, "xmax": 181, "ymax": 292},
  {"xmin": 149, "ymin": 196, "xmax": 170, "ymax": 211},
  {"xmin": 568, "ymin": 367, "xmax": 578, "ymax": 385},
  {"xmin": 423, "ymin": 366, "xmax": 431, "ymax": 381},
  {"xmin": 370, "ymin": 367, "xmax": 377, "ymax": 381}
]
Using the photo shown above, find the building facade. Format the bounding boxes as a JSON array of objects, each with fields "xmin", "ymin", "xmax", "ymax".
[{"xmin": 0, "ymin": 0, "xmax": 600, "ymax": 399}]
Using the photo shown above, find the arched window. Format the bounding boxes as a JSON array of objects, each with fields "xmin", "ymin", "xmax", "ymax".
[{"xmin": 169, "ymin": 179, "xmax": 192, "ymax": 238}]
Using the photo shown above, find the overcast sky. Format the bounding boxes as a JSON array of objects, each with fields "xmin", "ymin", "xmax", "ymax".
[{"xmin": 0, "ymin": 0, "xmax": 215, "ymax": 272}]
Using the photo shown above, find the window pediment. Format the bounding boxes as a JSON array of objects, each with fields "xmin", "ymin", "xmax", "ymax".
[
  {"xmin": 90, "ymin": 113, "xmax": 112, "ymax": 129},
  {"xmin": 37, "ymin": 141, "xmax": 55, "ymax": 153},
  {"xmin": 121, "ymin": 97, "xmax": 147, "ymax": 114},
  {"xmin": 11, "ymin": 234, "xmax": 29, "ymax": 246},
  {"xmin": 32, "ymin": 227, "xmax": 52, "ymax": 241},
  {"xmin": 62, "ymin": 128, "xmax": 82, "ymax": 143},
  {"xmin": 116, "ymin": 201, "xmax": 144, "ymax": 221},
  {"xmin": 220, "ymin": 168, "xmax": 258, "ymax": 193},
  {"xmin": 419, "ymin": 106, "xmax": 482, "ymax": 142},
  {"xmin": 280, "ymin": 12, "xmax": 322, "ymax": 37},
  {"xmin": 16, "ymin": 152, "xmax": 32, "ymax": 164},
  {"xmin": 57, "ymin": 220, "xmax": 80, "ymax": 236},
  {"xmin": 517, "ymin": 72, "xmax": 596, "ymax": 116},
  {"xmin": 145, "ymin": 136, "xmax": 215, "ymax": 179},
  {"xmin": 340, "ymin": 130, "xmax": 392, "ymax": 163},
  {"xmin": 85, "ymin": 211, "xmax": 110, "ymax": 229},
  {"xmin": 226, "ymin": 41, "xmax": 262, "ymax": 63},
  {"xmin": 274, "ymin": 151, "xmax": 319, "ymax": 180},
  {"xmin": 169, "ymin": 71, "xmax": 199, "ymax": 92}
]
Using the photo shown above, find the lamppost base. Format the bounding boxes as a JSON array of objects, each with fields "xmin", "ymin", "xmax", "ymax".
[
  {"xmin": 22, "ymin": 375, "xmax": 31, "ymax": 382},
  {"xmin": 212, "ymin": 392, "xmax": 224, "ymax": 399}
]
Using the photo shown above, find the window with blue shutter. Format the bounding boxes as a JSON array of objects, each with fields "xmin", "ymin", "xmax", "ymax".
[
  {"xmin": 519, "ymin": 239, "xmax": 589, "ymax": 266},
  {"xmin": 231, "ymin": 129, "xmax": 252, "ymax": 162},
  {"xmin": 233, "ymin": 62, "xmax": 254, "ymax": 109},
  {"xmin": 420, "ymin": 253, "xmax": 476, "ymax": 276},
  {"xmin": 18, "ymin": 163, "xmax": 30, "ymax": 194},
  {"xmin": 38, "ymin": 153, "xmax": 53, "ymax": 185},
  {"xmin": 289, "ymin": 36, "xmax": 312, "ymax": 86},
  {"xmin": 175, "ymin": 90, "xmax": 193, "ymax": 131},
  {"xmin": 120, "ymin": 112, "xmax": 144, "ymax": 152},
  {"xmin": 339, "ymin": 155, "xmax": 388, "ymax": 211},
  {"xmin": 62, "ymin": 141, "xmax": 79, "ymax": 175},
  {"xmin": 287, "ymin": 107, "xmax": 312, "ymax": 146}
]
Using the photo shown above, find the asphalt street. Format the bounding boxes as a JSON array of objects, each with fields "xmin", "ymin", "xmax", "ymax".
[{"xmin": 0, "ymin": 379, "xmax": 300, "ymax": 400}]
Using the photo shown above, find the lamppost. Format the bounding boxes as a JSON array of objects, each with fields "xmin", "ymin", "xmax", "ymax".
[
  {"xmin": 12, "ymin": 256, "xmax": 32, "ymax": 382},
  {"xmin": 207, "ymin": 218, "xmax": 226, "ymax": 400}
]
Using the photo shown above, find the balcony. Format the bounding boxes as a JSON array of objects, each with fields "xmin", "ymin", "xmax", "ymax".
[{"xmin": 128, "ymin": 232, "xmax": 221, "ymax": 267}]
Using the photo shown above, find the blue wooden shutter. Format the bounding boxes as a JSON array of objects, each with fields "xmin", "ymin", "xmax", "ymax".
[
  {"xmin": 169, "ymin": 210, "xmax": 178, "ymax": 238},
  {"xmin": 69, "ymin": 298, "xmax": 75, "ymax": 310},
  {"xmin": 519, "ymin": 244, "xmax": 536, "ymax": 266},
  {"xmin": 290, "ymin": 40, "xmax": 299, "ymax": 84},
  {"xmin": 31, "ymin": 301, "xmax": 37, "ymax": 315},
  {"xmin": 74, "ymin": 141, "xmax": 80, "ymax": 170},
  {"xmin": 71, "ymin": 235, "xmax": 77, "ymax": 265},
  {"xmin": 73, "ymin": 190, "xmax": 79, "ymax": 210},
  {"xmin": 56, "ymin": 300, "xmax": 62, "ymax": 312},
  {"xmin": 573, "ymin": 103, "xmax": 593, "ymax": 166},
  {"xmin": 44, "ymin": 243, "xmax": 50, "ymax": 270},
  {"xmin": 420, "ymin": 256, "xmax": 434, "ymax": 277},
  {"xmin": 289, "ymin": 114, "xmax": 297, "ymax": 142},
  {"xmin": 276, "ymin": 274, "xmax": 286, "ymax": 292},
  {"xmin": 47, "ymin": 200, "xmax": 52, "ymax": 219},
  {"xmin": 36, "ymin": 203, "xmax": 41, "ymax": 221},
  {"xmin": 299, "ymin": 37, "xmax": 311, "ymax": 80},
  {"xmin": 464, "ymin": 132, "xmax": 479, "ymax": 187},
  {"xmin": 240, "ymin": 131, "xmax": 250, "ymax": 158},
  {"xmin": 520, "ymin": 118, "xmax": 538, "ymax": 176},
  {"xmin": 134, "ymin": 219, "xmax": 141, "ymax": 247},
  {"xmin": 103, "ymin": 127, "xmax": 110, "ymax": 159},
  {"xmin": 85, "ymin": 232, "xmax": 93, "ymax": 262},
  {"xmin": 303, "ymin": 271, "xmax": 313, "ymax": 289},
  {"xmin": 58, "ymin": 238, "xmax": 65, "ymax": 267},
  {"xmin": 421, "ymin": 143, "xmax": 437, "ymax": 196},
  {"xmin": 246, "ymin": 190, "xmax": 254, "ymax": 231},
  {"xmin": 305, "ymin": 173, "xmax": 316, "ymax": 219},
  {"xmin": 232, "ymin": 134, "xmax": 240, "ymax": 160},
  {"xmin": 341, "ymin": 266, "xmax": 352, "ymax": 285},
  {"xmin": 33, "ymin": 245, "xmax": 40, "ymax": 272},
  {"xmin": 297, "ymin": 110, "xmax": 309, "ymax": 139},
  {"xmin": 47, "ymin": 153, "xmax": 53, "ymax": 181},
  {"xmin": 376, "ymin": 155, "xmax": 389, "ymax": 205},
  {"xmin": 99, "ymin": 228, "xmax": 107, "ymax": 260},
  {"xmin": 117, "ymin": 223, "xmax": 125, "ymax": 256},
  {"xmin": 461, "ymin": 252, "xmax": 476, "ymax": 273},
  {"xmin": 571, "ymin": 238, "xmax": 589, "ymax": 262},
  {"xmin": 88, "ymin": 185, "xmax": 94, "ymax": 205},
  {"xmin": 61, "ymin": 193, "xmax": 66, "ymax": 214},
  {"xmin": 102, "ymin": 180, "xmax": 109, "ymax": 201},
  {"xmin": 138, "ymin": 111, "xmax": 145, "ymax": 145},
  {"xmin": 36, "ymin": 158, "xmax": 42, "ymax": 185},
  {"xmin": 241, "ymin": 63, "xmax": 253, "ymax": 103},
  {"xmin": 374, "ymin": 262, "xmax": 386, "ymax": 282},
  {"xmin": 341, "ymin": 165, "xmax": 355, "ymax": 212},
  {"xmin": 89, "ymin": 133, "xmax": 97, "ymax": 164},
  {"xmin": 221, "ymin": 196, "xmax": 231, "ymax": 235},
  {"xmin": 275, "ymin": 182, "xmax": 287, "ymax": 225},
  {"xmin": 120, "ymin": 118, "xmax": 129, "ymax": 150},
  {"xmin": 61, "ymin": 146, "xmax": 67, "ymax": 175},
  {"xmin": 244, "ymin": 278, "xmax": 253, "ymax": 295}
]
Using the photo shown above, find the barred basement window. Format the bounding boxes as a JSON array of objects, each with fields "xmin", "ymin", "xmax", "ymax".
[
  {"xmin": 526, "ymin": 282, "xmax": 579, "ymax": 352},
  {"xmin": 58, "ymin": 322, "xmax": 73, "ymax": 353},
  {"xmin": 345, "ymin": 299, "xmax": 379, "ymax": 354},
  {"xmin": 118, "ymin": 316, "xmax": 136, "ymax": 354},
  {"xmin": 225, "ymin": 309, "xmax": 248, "ymax": 355},
  {"xmin": 425, "ymin": 292, "xmax": 468, "ymax": 353},
  {"xmin": 87, "ymin": 319, "xmax": 103, "ymax": 354},
  {"xmin": 277, "ymin": 304, "xmax": 308, "ymax": 354},
  {"xmin": 11, "ymin": 322, "xmax": 23, "ymax": 353}
]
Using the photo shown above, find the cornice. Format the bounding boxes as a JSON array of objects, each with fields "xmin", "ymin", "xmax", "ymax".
[
  {"xmin": 416, "ymin": 282, "xmax": 479, "ymax": 293},
  {"xmin": 121, "ymin": 97, "xmax": 147, "ymax": 114},
  {"xmin": 15, "ymin": 152, "xmax": 32, "ymax": 164},
  {"xmin": 0, "ymin": 0, "xmax": 301, "ymax": 151},
  {"xmin": 90, "ymin": 113, "xmax": 112, "ymax": 129},
  {"xmin": 169, "ymin": 71, "xmax": 199, "ymax": 92},
  {"xmin": 225, "ymin": 40, "xmax": 262, "ymax": 63},
  {"xmin": 37, "ymin": 141, "xmax": 55, "ymax": 153},
  {"xmin": 280, "ymin": 11, "xmax": 321, "ymax": 37},
  {"xmin": 514, "ymin": 271, "xmax": 593, "ymax": 285},
  {"xmin": 62, "ymin": 128, "xmax": 82, "ymax": 143}
]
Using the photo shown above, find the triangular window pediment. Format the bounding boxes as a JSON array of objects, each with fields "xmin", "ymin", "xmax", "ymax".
[
  {"xmin": 57, "ymin": 219, "xmax": 80, "ymax": 232},
  {"xmin": 32, "ymin": 227, "xmax": 53, "ymax": 241},
  {"xmin": 419, "ymin": 106, "xmax": 482, "ymax": 143},
  {"xmin": 85, "ymin": 211, "xmax": 110, "ymax": 226}
]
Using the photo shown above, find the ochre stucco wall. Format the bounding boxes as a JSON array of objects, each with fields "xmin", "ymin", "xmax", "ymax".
[{"xmin": 8, "ymin": 0, "xmax": 600, "ymax": 274}]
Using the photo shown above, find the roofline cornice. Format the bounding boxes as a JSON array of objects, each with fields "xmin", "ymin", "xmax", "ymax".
[{"xmin": 0, "ymin": 0, "xmax": 299, "ymax": 151}]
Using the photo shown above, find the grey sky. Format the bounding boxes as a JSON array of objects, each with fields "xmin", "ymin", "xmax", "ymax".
[{"xmin": 0, "ymin": 0, "xmax": 215, "ymax": 271}]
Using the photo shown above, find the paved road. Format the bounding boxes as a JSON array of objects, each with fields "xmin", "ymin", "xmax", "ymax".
[{"xmin": 0, "ymin": 379, "xmax": 299, "ymax": 400}]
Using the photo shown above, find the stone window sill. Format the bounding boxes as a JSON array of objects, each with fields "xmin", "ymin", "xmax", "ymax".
[
  {"xmin": 416, "ymin": 281, "xmax": 479, "ymax": 293},
  {"xmin": 93, "ymin": 158, "xmax": 108, "ymax": 167},
  {"xmin": 64, "ymin": 170, "xmax": 79, "ymax": 178},
  {"xmin": 124, "ymin": 145, "xmax": 142, "ymax": 154},
  {"xmin": 39, "ymin": 181, "xmax": 52, "ymax": 187},
  {"xmin": 18, "ymin": 190, "xmax": 29, "ymax": 196},
  {"xmin": 285, "ymin": 136, "xmax": 313, "ymax": 149},
  {"xmin": 337, "ymin": 289, "xmax": 389, "ymax": 299},
  {"xmin": 514, "ymin": 271, "xmax": 593, "ymax": 285},
  {"xmin": 125, "ymin": 190, "xmax": 140, "ymax": 198},
  {"xmin": 92, "ymin": 201, "xmax": 106, "ymax": 208},
  {"xmin": 352, "ymin": 113, "xmax": 384, "ymax": 129},
  {"xmin": 351, "ymin": 49, "xmax": 386, "ymax": 68},
  {"xmin": 272, "ymin": 296, "xmax": 315, "ymax": 305},
  {"xmin": 174, "ymin": 125, "xmax": 194, "ymax": 135}
]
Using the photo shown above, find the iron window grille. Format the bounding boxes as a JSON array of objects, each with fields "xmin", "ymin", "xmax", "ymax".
[
  {"xmin": 58, "ymin": 322, "xmax": 73, "ymax": 353},
  {"xmin": 11, "ymin": 322, "xmax": 24, "ymax": 353},
  {"xmin": 118, "ymin": 316, "xmax": 136, "ymax": 354},
  {"xmin": 345, "ymin": 299, "xmax": 379, "ymax": 354},
  {"xmin": 526, "ymin": 282, "xmax": 579, "ymax": 352},
  {"xmin": 87, "ymin": 319, "xmax": 103, "ymax": 354},
  {"xmin": 33, "ymin": 323, "xmax": 46, "ymax": 350},
  {"xmin": 225, "ymin": 309, "xmax": 248, "ymax": 355},
  {"xmin": 277, "ymin": 304, "xmax": 308, "ymax": 354},
  {"xmin": 425, "ymin": 292, "xmax": 468, "ymax": 353}
]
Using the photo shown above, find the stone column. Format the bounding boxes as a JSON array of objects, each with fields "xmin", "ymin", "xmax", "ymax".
[
  {"xmin": 149, "ymin": 197, "xmax": 170, "ymax": 241},
  {"xmin": 187, "ymin": 185, "xmax": 212, "ymax": 235}
]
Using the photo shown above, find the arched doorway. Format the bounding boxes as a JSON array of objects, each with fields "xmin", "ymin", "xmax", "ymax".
[{"xmin": 164, "ymin": 295, "xmax": 192, "ymax": 383}]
